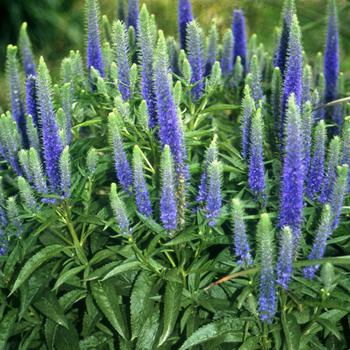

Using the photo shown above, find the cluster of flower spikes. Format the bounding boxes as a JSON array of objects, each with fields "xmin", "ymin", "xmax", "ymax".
[{"xmin": 0, "ymin": 0, "xmax": 349, "ymax": 327}]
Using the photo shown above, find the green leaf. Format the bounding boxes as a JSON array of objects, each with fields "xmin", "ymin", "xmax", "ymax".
[
  {"xmin": 34, "ymin": 292, "xmax": 69, "ymax": 328},
  {"xmin": 316, "ymin": 318, "xmax": 341, "ymax": 340},
  {"xmin": 238, "ymin": 336, "xmax": 260, "ymax": 350},
  {"xmin": 136, "ymin": 304, "xmax": 160, "ymax": 350},
  {"xmin": 202, "ymin": 104, "xmax": 240, "ymax": 113},
  {"xmin": 282, "ymin": 314, "xmax": 301, "ymax": 350},
  {"xmin": 164, "ymin": 232, "xmax": 200, "ymax": 246},
  {"xmin": 10, "ymin": 245, "xmax": 63, "ymax": 295},
  {"xmin": 102, "ymin": 261, "xmax": 140, "ymax": 281},
  {"xmin": 91, "ymin": 281, "xmax": 128, "ymax": 339},
  {"xmin": 158, "ymin": 274, "xmax": 183, "ymax": 346},
  {"xmin": 0, "ymin": 309, "xmax": 17, "ymax": 349},
  {"xmin": 179, "ymin": 319, "xmax": 244, "ymax": 350},
  {"xmin": 53, "ymin": 265, "xmax": 85, "ymax": 290},
  {"xmin": 130, "ymin": 271, "xmax": 157, "ymax": 340}
]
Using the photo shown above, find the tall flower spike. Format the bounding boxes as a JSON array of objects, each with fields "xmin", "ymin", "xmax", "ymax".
[
  {"xmin": 221, "ymin": 30, "xmax": 234, "ymax": 77},
  {"xmin": 6, "ymin": 45, "xmax": 28, "ymax": 147},
  {"xmin": 36, "ymin": 57, "xmax": 63, "ymax": 192},
  {"xmin": 257, "ymin": 213, "xmax": 276, "ymax": 323},
  {"xmin": 86, "ymin": 0, "xmax": 105, "ymax": 77},
  {"xmin": 117, "ymin": 0, "xmax": 126, "ymax": 21},
  {"xmin": 87, "ymin": 147, "xmax": 98, "ymax": 176},
  {"xmin": 108, "ymin": 112, "xmax": 132, "ymax": 192},
  {"xmin": 139, "ymin": 5, "xmax": 157, "ymax": 128},
  {"xmin": 18, "ymin": 176, "xmax": 37, "ymax": 210},
  {"xmin": 154, "ymin": 31, "xmax": 186, "ymax": 171},
  {"xmin": 167, "ymin": 37, "xmax": 179, "ymax": 74},
  {"xmin": 271, "ymin": 67, "xmax": 282, "ymax": 140},
  {"xmin": 324, "ymin": 0, "xmax": 339, "ymax": 106},
  {"xmin": 18, "ymin": 150, "xmax": 32, "ymax": 182},
  {"xmin": 248, "ymin": 55, "xmax": 264, "ymax": 106},
  {"xmin": 241, "ymin": 85, "xmax": 255, "ymax": 160},
  {"xmin": 279, "ymin": 94, "xmax": 304, "ymax": 248},
  {"xmin": 276, "ymin": 226, "xmax": 293, "ymax": 289},
  {"xmin": 232, "ymin": 9, "xmax": 248, "ymax": 74},
  {"xmin": 110, "ymin": 183, "xmax": 130, "ymax": 234},
  {"xmin": 61, "ymin": 83, "xmax": 73, "ymax": 145},
  {"xmin": 249, "ymin": 108, "xmax": 265, "ymax": 201},
  {"xmin": 330, "ymin": 164, "xmax": 349, "ymax": 229},
  {"xmin": 18, "ymin": 22, "xmax": 36, "ymax": 77},
  {"xmin": 197, "ymin": 136, "xmax": 218, "ymax": 203},
  {"xmin": 0, "ymin": 113, "xmax": 22, "ymax": 174},
  {"xmin": 319, "ymin": 136, "xmax": 341, "ymax": 204},
  {"xmin": 303, "ymin": 204, "xmax": 332, "ymax": 279},
  {"xmin": 178, "ymin": 0, "xmax": 193, "ymax": 50},
  {"xmin": 187, "ymin": 21, "xmax": 204, "ymax": 101},
  {"xmin": 0, "ymin": 177, "xmax": 7, "ymax": 228},
  {"xmin": 112, "ymin": 20, "xmax": 131, "ymax": 101},
  {"xmin": 132, "ymin": 146, "xmax": 152, "ymax": 217},
  {"xmin": 25, "ymin": 75, "xmax": 40, "ymax": 130},
  {"xmin": 232, "ymin": 56, "xmax": 243, "ymax": 88},
  {"xmin": 302, "ymin": 64, "xmax": 312, "ymax": 106},
  {"xmin": 274, "ymin": 0, "xmax": 295, "ymax": 76},
  {"xmin": 60, "ymin": 146, "xmax": 71, "ymax": 199},
  {"xmin": 301, "ymin": 101, "xmax": 313, "ymax": 174},
  {"xmin": 127, "ymin": 0, "xmax": 139, "ymax": 32},
  {"xmin": 232, "ymin": 198, "xmax": 252, "ymax": 266},
  {"xmin": 160, "ymin": 145, "xmax": 177, "ymax": 231},
  {"xmin": 306, "ymin": 120, "xmax": 327, "ymax": 199},
  {"xmin": 205, "ymin": 160, "xmax": 222, "ymax": 227},
  {"xmin": 205, "ymin": 21, "xmax": 218, "ymax": 76},
  {"xmin": 341, "ymin": 117, "xmax": 350, "ymax": 189},
  {"xmin": 29, "ymin": 147, "xmax": 47, "ymax": 194},
  {"xmin": 281, "ymin": 14, "xmax": 303, "ymax": 137}
]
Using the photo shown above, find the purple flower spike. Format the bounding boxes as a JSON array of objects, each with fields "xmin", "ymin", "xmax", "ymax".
[
  {"xmin": 276, "ymin": 226, "xmax": 293, "ymax": 289},
  {"xmin": 281, "ymin": 14, "xmax": 303, "ymax": 139},
  {"xmin": 36, "ymin": 57, "xmax": 63, "ymax": 192},
  {"xmin": 241, "ymin": 85, "xmax": 255, "ymax": 160},
  {"xmin": 330, "ymin": 164, "xmax": 349, "ymax": 229},
  {"xmin": 258, "ymin": 213, "xmax": 276, "ymax": 323},
  {"xmin": 248, "ymin": 108, "xmax": 265, "ymax": 201},
  {"xmin": 197, "ymin": 137, "xmax": 218, "ymax": 204},
  {"xmin": 178, "ymin": 0, "xmax": 193, "ymax": 50},
  {"xmin": 86, "ymin": 0, "xmax": 105, "ymax": 77},
  {"xmin": 319, "ymin": 136, "xmax": 341, "ymax": 204},
  {"xmin": 139, "ymin": 5, "xmax": 157, "ymax": 128},
  {"xmin": 306, "ymin": 120, "xmax": 326, "ymax": 200},
  {"xmin": 303, "ymin": 205, "xmax": 332, "ymax": 279},
  {"xmin": 232, "ymin": 9, "xmax": 248, "ymax": 74},
  {"xmin": 205, "ymin": 21, "xmax": 218, "ymax": 76},
  {"xmin": 154, "ymin": 31, "xmax": 185, "ymax": 171},
  {"xmin": 25, "ymin": 75, "xmax": 40, "ymax": 130},
  {"xmin": 128, "ymin": 0, "xmax": 139, "ymax": 32},
  {"xmin": 160, "ymin": 145, "xmax": 177, "ymax": 231},
  {"xmin": 112, "ymin": 20, "xmax": 131, "ymax": 101},
  {"xmin": 133, "ymin": 146, "xmax": 152, "ymax": 217},
  {"xmin": 205, "ymin": 160, "xmax": 222, "ymax": 227},
  {"xmin": 324, "ymin": 0, "xmax": 339, "ymax": 105},
  {"xmin": 187, "ymin": 21, "xmax": 204, "ymax": 101},
  {"xmin": 220, "ymin": 30, "xmax": 234, "ymax": 76},
  {"xmin": 6, "ymin": 45, "xmax": 28, "ymax": 147},
  {"xmin": 274, "ymin": 0, "xmax": 295, "ymax": 76},
  {"xmin": 278, "ymin": 94, "xmax": 304, "ymax": 249},
  {"xmin": 232, "ymin": 198, "xmax": 252, "ymax": 266},
  {"xmin": 301, "ymin": 102, "xmax": 313, "ymax": 174},
  {"xmin": 108, "ymin": 112, "xmax": 132, "ymax": 193},
  {"xmin": 341, "ymin": 117, "xmax": 350, "ymax": 189},
  {"xmin": 18, "ymin": 22, "xmax": 36, "ymax": 77}
]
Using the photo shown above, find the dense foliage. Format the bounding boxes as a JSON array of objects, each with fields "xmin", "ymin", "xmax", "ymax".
[{"xmin": 0, "ymin": 0, "xmax": 350, "ymax": 349}]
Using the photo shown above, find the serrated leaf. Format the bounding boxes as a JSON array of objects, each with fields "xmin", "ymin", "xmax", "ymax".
[
  {"xmin": 102, "ymin": 261, "xmax": 140, "ymax": 281},
  {"xmin": 164, "ymin": 232, "xmax": 200, "ymax": 246},
  {"xmin": 158, "ymin": 275, "xmax": 183, "ymax": 346},
  {"xmin": 10, "ymin": 245, "xmax": 63, "ymax": 295},
  {"xmin": 130, "ymin": 271, "xmax": 157, "ymax": 340},
  {"xmin": 53, "ymin": 265, "xmax": 85, "ymax": 290},
  {"xmin": 91, "ymin": 281, "xmax": 128, "ymax": 339},
  {"xmin": 282, "ymin": 314, "xmax": 301, "ymax": 350},
  {"xmin": 58, "ymin": 290, "xmax": 87, "ymax": 311},
  {"xmin": 316, "ymin": 318, "xmax": 341, "ymax": 340},
  {"xmin": 34, "ymin": 292, "xmax": 69, "ymax": 328},
  {"xmin": 179, "ymin": 319, "xmax": 244, "ymax": 350},
  {"xmin": 136, "ymin": 304, "xmax": 160, "ymax": 350},
  {"xmin": 0, "ymin": 309, "xmax": 17, "ymax": 349},
  {"xmin": 238, "ymin": 336, "xmax": 260, "ymax": 350}
]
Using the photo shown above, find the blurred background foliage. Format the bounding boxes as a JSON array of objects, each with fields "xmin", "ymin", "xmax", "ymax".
[{"xmin": 1, "ymin": 0, "xmax": 350, "ymax": 106}]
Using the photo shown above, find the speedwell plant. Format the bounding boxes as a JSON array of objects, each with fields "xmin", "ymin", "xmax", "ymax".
[{"xmin": 0, "ymin": 0, "xmax": 350, "ymax": 348}]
